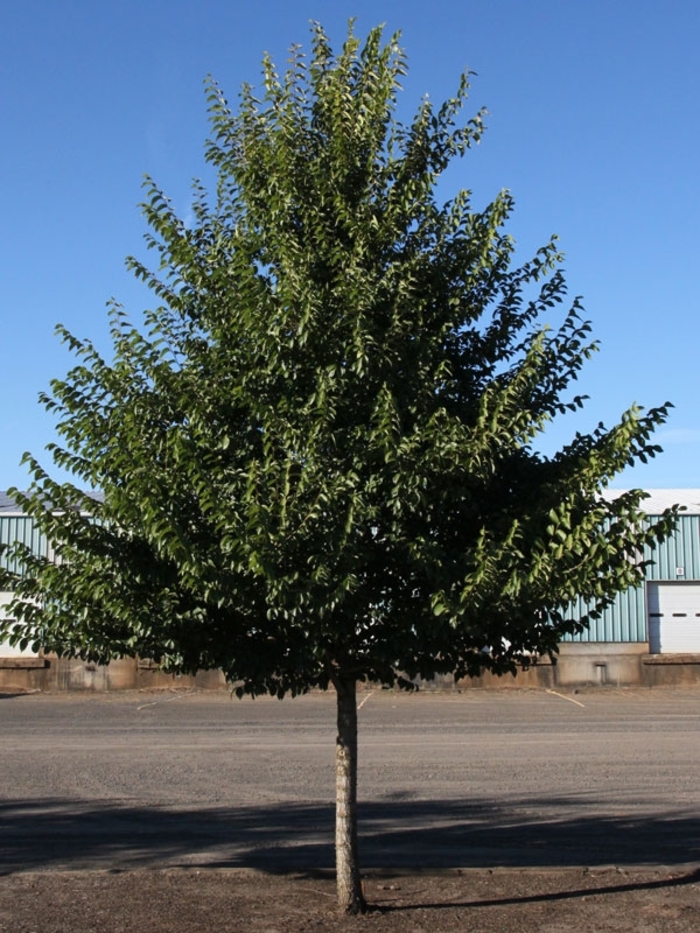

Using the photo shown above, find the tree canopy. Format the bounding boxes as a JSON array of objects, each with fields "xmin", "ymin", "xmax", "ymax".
[{"xmin": 0, "ymin": 22, "xmax": 676, "ymax": 912}]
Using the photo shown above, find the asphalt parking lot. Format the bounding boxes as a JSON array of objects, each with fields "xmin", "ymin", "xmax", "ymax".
[{"xmin": 2, "ymin": 686, "xmax": 700, "ymax": 874}]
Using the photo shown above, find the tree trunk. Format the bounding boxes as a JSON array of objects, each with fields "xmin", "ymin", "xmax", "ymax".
[{"xmin": 334, "ymin": 675, "xmax": 366, "ymax": 914}]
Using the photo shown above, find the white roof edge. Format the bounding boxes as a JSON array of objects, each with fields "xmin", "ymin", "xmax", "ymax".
[
  {"xmin": 603, "ymin": 489, "xmax": 700, "ymax": 514},
  {"xmin": 3, "ymin": 490, "xmax": 700, "ymax": 515}
]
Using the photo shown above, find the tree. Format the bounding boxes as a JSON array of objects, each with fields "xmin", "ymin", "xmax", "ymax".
[{"xmin": 0, "ymin": 22, "xmax": 676, "ymax": 914}]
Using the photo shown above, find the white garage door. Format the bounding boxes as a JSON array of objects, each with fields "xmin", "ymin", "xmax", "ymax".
[
  {"xmin": 0, "ymin": 591, "xmax": 40, "ymax": 658},
  {"xmin": 648, "ymin": 582, "xmax": 700, "ymax": 653}
]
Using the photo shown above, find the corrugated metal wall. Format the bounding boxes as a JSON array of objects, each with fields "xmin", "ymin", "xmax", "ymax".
[
  {"xmin": 0, "ymin": 515, "xmax": 47, "ymax": 575},
  {"xmin": 563, "ymin": 515, "xmax": 700, "ymax": 643},
  {"xmin": 563, "ymin": 585, "xmax": 648, "ymax": 643},
  {"xmin": 644, "ymin": 515, "xmax": 700, "ymax": 581},
  {"xmin": 4, "ymin": 511, "xmax": 700, "ymax": 645}
]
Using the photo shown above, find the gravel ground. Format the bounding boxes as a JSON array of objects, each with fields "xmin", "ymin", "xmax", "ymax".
[{"xmin": 2, "ymin": 686, "xmax": 700, "ymax": 930}]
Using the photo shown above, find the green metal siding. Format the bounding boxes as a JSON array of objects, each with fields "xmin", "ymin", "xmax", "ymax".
[
  {"xmin": 0, "ymin": 515, "xmax": 47, "ymax": 575},
  {"xmin": 4, "ymin": 509, "xmax": 700, "ymax": 645},
  {"xmin": 644, "ymin": 515, "xmax": 700, "ymax": 581},
  {"xmin": 562, "ymin": 585, "xmax": 647, "ymax": 642},
  {"xmin": 563, "ymin": 514, "xmax": 700, "ymax": 643}
]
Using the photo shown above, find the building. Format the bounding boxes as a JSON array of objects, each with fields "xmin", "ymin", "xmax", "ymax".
[
  {"xmin": 0, "ymin": 491, "xmax": 223, "ymax": 692},
  {"xmin": 553, "ymin": 489, "xmax": 700, "ymax": 687},
  {"xmin": 2, "ymin": 490, "xmax": 700, "ymax": 690}
]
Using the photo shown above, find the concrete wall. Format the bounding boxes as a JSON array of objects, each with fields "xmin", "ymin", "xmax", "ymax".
[
  {"xmin": 4, "ymin": 644, "xmax": 700, "ymax": 693},
  {"xmin": 553, "ymin": 642, "xmax": 649, "ymax": 687},
  {"xmin": 552, "ymin": 643, "xmax": 700, "ymax": 688},
  {"xmin": 0, "ymin": 654, "xmax": 226, "ymax": 693},
  {"xmin": 640, "ymin": 655, "xmax": 700, "ymax": 687},
  {"xmin": 456, "ymin": 644, "xmax": 700, "ymax": 689}
]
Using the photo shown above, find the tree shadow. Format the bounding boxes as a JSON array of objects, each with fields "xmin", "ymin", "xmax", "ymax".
[
  {"xmin": 375, "ymin": 866, "xmax": 700, "ymax": 913},
  {"xmin": 2, "ymin": 796, "xmax": 700, "ymax": 876}
]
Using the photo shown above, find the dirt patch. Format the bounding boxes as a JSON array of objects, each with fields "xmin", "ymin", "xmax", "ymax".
[{"xmin": 3, "ymin": 866, "xmax": 700, "ymax": 933}]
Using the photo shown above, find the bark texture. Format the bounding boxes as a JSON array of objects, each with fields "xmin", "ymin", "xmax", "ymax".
[{"xmin": 334, "ymin": 676, "xmax": 366, "ymax": 914}]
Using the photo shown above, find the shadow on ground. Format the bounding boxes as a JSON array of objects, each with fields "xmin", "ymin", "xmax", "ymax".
[
  {"xmin": 2, "ymin": 796, "xmax": 700, "ymax": 875},
  {"xmin": 378, "ymin": 867, "xmax": 700, "ymax": 913}
]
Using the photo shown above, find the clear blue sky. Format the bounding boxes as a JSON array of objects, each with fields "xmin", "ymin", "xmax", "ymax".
[{"xmin": 2, "ymin": 0, "xmax": 698, "ymax": 490}]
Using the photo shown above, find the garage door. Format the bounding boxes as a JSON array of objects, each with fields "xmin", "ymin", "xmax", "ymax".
[{"xmin": 648, "ymin": 582, "xmax": 700, "ymax": 653}]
